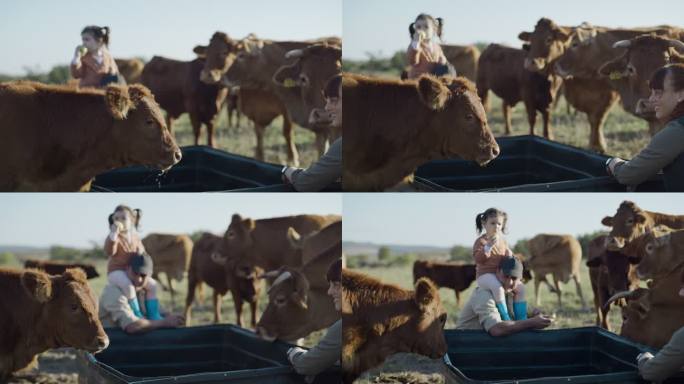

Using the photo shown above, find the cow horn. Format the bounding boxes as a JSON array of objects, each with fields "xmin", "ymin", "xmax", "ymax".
[
  {"xmin": 612, "ymin": 40, "xmax": 631, "ymax": 49},
  {"xmin": 668, "ymin": 39, "xmax": 684, "ymax": 51},
  {"xmin": 271, "ymin": 271, "xmax": 292, "ymax": 287},
  {"xmin": 210, "ymin": 252, "xmax": 228, "ymax": 265},
  {"xmin": 260, "ymin": 270, "xmax": 282, "ymax": 280},
  {"xmin": 285, "ymin": 49, "xmax": 304, "ymax": 59},
  {"xmin": 604, "ymin": 290, "xmax": 633, "ymax": 310}
]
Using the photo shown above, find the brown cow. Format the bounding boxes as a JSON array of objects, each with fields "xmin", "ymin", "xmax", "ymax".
[
  {"xmin": 477, "ymin": 43, "xmax": 562, "ymax": 137},
  {"xmin": 343, "ymin": 73, "xmax": 500, "ymax": 191},
  {"xmin": 220, "ymin": 213, "xmax": 341, "ymax": 271},
  {"xmin": 114, "ymin": 58, "xmax": 144, "ymax": 84},
  {"xmin": 141, "ymin": 55, "xmax": 228, "ymax": 147},
  {"xmin": 195, "ymin": 32, "xmax": 300, "ymax": 165},
  {"xmin": 601, "ymin": 200, "xmax": 684, "ymax": 251},
  {"xmin": 286, "ymin": 219, "xmax": 342, "ymax": 268},
  {"xmin": 527, "ymin": 234, "xmax": 586, "ymax": 308},
  {"xmin": 442, "ymin": 44, "xmax": 480, "ymax": 82},
  {"xmin": 0, "ymin": 82, "xmax": 181, "ymax": 191},
  {"xmin": 412, "ymin": 260, "xmax": 476, "ymax": 307},
  {"xmin": 342, "ymin": 269, "xmax": 448, "ymax": 382},
  {"xmin": 622, "ymin": 228, "xmax": 684, "ymax": 281},
  {"xmin": 212, "ymin": 34, "xmax": 342, "ymax": 156},
  {"xmin": 585, "ymin": 235, "xmax": 639, "ymax": 331},
  {"xmin": 0, "ymin": 268, "xmax": 109, "ymax": 380},
  {"xmin": 255, "ymin": 237, "xmax": 341, "ymax": 341},
  {"xmin": 183, "ymin": 232, "xmax": 262, "ymax": 327},
  {"xmin": 598, "ymin": 34, "xmax": 684, "ymax": 125},
  {"xmin": 141, "ymin": 233, "xmax": 193, "ymax": 306},
  {"xmin": 23, "ymin": 259, "xmax": 99, "ymax": 280},
  {"xmin": 518, "ymin": 18, "xmax": 619, "ymax": 152}
]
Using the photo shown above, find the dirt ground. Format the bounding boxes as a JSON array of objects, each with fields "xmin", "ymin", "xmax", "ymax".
[
  {"xmin": 8, "ymin": 349, "xmax": 79, "ymax": 384},
  {"xmin": 354, "ymin": 353, "xmax": 459, "ymax": 384}
]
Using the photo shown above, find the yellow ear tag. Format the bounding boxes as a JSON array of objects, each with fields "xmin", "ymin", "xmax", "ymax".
[
  {"xmin": 282, "ymin": 78, "xmax": 297, "ymax": 88},
  {"xmin": 609, "ymin": 71, "xmax": 623, "ymax": 80}
]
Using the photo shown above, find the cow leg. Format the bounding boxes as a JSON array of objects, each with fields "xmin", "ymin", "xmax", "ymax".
[
  {"xmin": 534, "ymin": 276, "xmax": 542, "ymax": 306},
  {"xmin": 196, "ymin": 282, "xmax": 205, "ymax": 307},
  {"xmin": 455, "ymin": 290, "xmax": 461, "ymax": 308},
  {"xmin": 184, "ymin": 275, "xmax": 198, "ymax": 325},
  {"xmin": 231, "ymin": 290, "xmax": 243, "ymax": 327},
  {"xmin": 250, "ymin": 298, "xmax": 258, "ymax": 329},
  {"xmin": 206, "ymin": 121, "xmax": 215, "ymax": 148},
  {"xmin": 525, "ymin": 104, "xmax": 537, "ymax": 137},
  {"xmin": 588, "ymin": 111, "xmax": 608, "ymax": 154},
  {"xmin": 167, "ymin": 275, "xmax": 175, "ymax": 311},
  {"xmin": 553, "ymin": 276, "xmax": 562, "ymax": 308},
  {"xmin": 282, "ymin": 116, "xmax": 299, "ymax": 167},
  {"xmin": 573, "ymin": 275, "xmax": 587, "ymax": 310},
  {"xmin": 599, "ymin": 286, "xmax": 611, "ymax": 331},
  {"xmin": 227, "ymin": 104, "xmax": 234, "ymax": 128},
  {"xmin": 213, "ymin": 290, "xmax": 222, "ymax": 324},
  {"xmin": 254, "ymin": 123, "xmax": 266, "ymax": 162},
  {"xmin": 502, "ymin": 102, "xmax": 512, "ymax": 135},
  {"xmin": 314, "ymin": 131, "xmax": 330, "ymax": 158},
  {"xmin": 541, "ymin": 109, "xmax": 552, "ymax": 140},
  {"xmin": 190, "ymin": 114, "xmax": 202, "ymax": 146}
]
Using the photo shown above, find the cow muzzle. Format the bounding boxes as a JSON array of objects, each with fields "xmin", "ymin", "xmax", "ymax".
[
  {"xmin": 200, "ymin": 69, "xmax": 223, "ymax": 85},
  {"xmin": 89, "ymin": 334, "xmax": 110, "ymax": 353},
  {"xmin": 256, "ymin": 326, "xmax": 277, "ymax": 342},
  {"xmin": 308, "ymin": 108, "xmax": 334, "ymax": 126},
  {"xmin": 524, "ymin": 58, "xmax": 546, "ymax": 72}
]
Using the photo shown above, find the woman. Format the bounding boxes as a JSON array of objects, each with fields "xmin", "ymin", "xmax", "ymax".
[{"xmin": 606, "ymin": 63, "xmax": 684, "ymax": 191}]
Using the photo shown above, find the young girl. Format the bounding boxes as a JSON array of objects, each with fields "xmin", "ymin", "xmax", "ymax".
[
  {"xmin": 406, "ymin": 13, "xmax": 453, "ymax": 79},
  {"xmin": 70, "ymin": 25, "xmax": 120, "ymax": 88},
  {"xmin": 472, "ymin": 208, "xmax": 527, "ymax": 321},
  {"xmin": 105, "ymin": 205, "xmax": 162, "ymax": 320}
]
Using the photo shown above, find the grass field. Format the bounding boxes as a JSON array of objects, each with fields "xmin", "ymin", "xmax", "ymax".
[
  {"xmin": 352, "ymin": 69, "xmax": 651, "ymax": 160},
  {"xmin": 170, "ymin": 107, "xmax": 321, "ymax": 168},
  {"xmin": 353, "ymin": 261, "xmax": 623, "ymax": 332}
]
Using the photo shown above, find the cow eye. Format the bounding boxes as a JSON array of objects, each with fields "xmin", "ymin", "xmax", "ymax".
[
  {"xmin": 645, "ymin": 244, "xmax": 654, "ymax": 253},
  {"xmin": 237, "ymin": 52, "xmax": 246, "ymax": 61},
  {"xmin": 275, "ymin": 296, "xmax": 286, "ymax": 305},
  {"xmin": 71, "ymin": 304, "xmax": 80, "ymax": 312},
  {"xmin": 545, "ymin": 37, "xmax": 553, "ymax": 45},
  {"xmin": 626, "ymin": 218, "xmax": 634, "ymax": 225},
  {"xmin": 146, "ymin": 119, "xmax": 155, "ymax": 125},
  {"xmin": 465, "ymin": 113, "xmax": 474, "ymax": 120}
]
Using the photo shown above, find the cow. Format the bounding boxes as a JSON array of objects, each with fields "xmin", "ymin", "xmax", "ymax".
[
  {"xmin": 0, "ymin": 268, "xmax": 109, "ymax": 380},
  {"xmin": 219, "ymin": 213, "xmax": 341, "ymax": 272},
  {"xmin": 183, "ymin": 232, "xmax": 262, "ymax": 327},
  {"xmin": 477, "ymin": 43, "xmax": 562, "ymax": 138},
  {"xmin": 194, "ymin": 32, "xmax": 299, "ymax": 165},
  {"xmin": 518, "ymin": 18, "xmax": 620, "ymax": 152},
  {"xmin": 412, "ymin": 260, "xmax": 476, "ymax": 307},
  {"xmin": 203, "ymin": 33, "xmax": 342, "ymax": 156},
  {"xmin": 114, "ymin": 58, "xmax": 144, "ymax": 84},
  {"xmin": 141, "ymin": 55, "xmax": 228, "ymax": 147},
  {"xmin": 526, "ymin": 234, "xmax": 586, "ymax": 308},
  {"xmin": 23, "ymin": 259, "xmax": 99, "ymax": 280},
  {"xmin": 341, "ymin": 269, "xmax": 448, "ymax": 382},
  {"xmin": 584, "ymin": 235, "xmax": 639, "ymax": 331},
  {"xmin": 255, "ymin": 236, "xmax": 341, "ymax": 342},
  {"xmin": 342, "ymin": 73, "xmax": 500, "ymax": 191},
  {"xmin": 0, "ymin": 82, "xmax": 181, "ymax": 191},
  {"xmin": 598, "ymin": 34, "xmax": 684, "ymax": 126},
  {"xmin": 622, "ymin": 228, "xmax": 684, "ymax": 281},
  {"xmin": 141, "ymin": 233, "xmax": 193, "ymax": 307},
  {"xmin": 601, "ymin": 200, "xmax": 684, "ymax": 251}
]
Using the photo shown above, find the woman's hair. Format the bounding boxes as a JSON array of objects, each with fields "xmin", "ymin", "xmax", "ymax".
[
  {"xmin": 475, "ymin": 208, "xmax": 508, "ymax": 235},
  {"xmin": 112, "ymin": 204, "xmax": 142, "ymax": 230},
  {"xmin": 408, "ymin": 13, "xmax": 444, "ymax": 39},
  {"xmin": 81, "ymin": 25, "xmax": 110, "ymax": 46},
  {"xmin": 650, "ymin": 63, "xmax": 684, "ymax": 121},
  {"xmin": 323, "ymin": 74, "xmax": 342, "ymax": 99},
  {"xmin": 326, "ymin": 258, "xmax": 342, "ymax": 283}
]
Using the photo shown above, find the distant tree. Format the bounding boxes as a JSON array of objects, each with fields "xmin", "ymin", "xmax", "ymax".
[
  {"xmin": 50, "ymin": 246, "xmax": 82, "ymax": 261},
  {"xmin": 82, "ymin": 241, "xmax": 107, "ymax": 260},
  {"xmin": 347, "ymin": 254, "xmax": 369, "ymax": 269},
  {"xmin": 0, "ymin": 252, "xmax": 17, "ymax": 266},
  {"xmin": 577, "ymin": 230, "xmax": 608, "ymax": 258},
  {"xmin": 449, "ymin": 245, "xmax": 471, "ymax": 262},
  {"xmin": 189, "ymin": 230, "xmax": 210, "ymax": 243},
  {"xmin": 378, "ymin": 246, "xmax": 392, "ymax": 263},
  {"xmin": 513, "ymin": 238, "xmax": 530, "ymax": 257}
]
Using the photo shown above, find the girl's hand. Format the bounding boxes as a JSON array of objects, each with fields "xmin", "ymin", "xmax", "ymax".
[
  {"xmin": 110, "ymin": 222, "xmax": 122, "ymax": 236},
  {"xmin": 74, "ymin": 45, "xmax": 87, "ymax": 58}
]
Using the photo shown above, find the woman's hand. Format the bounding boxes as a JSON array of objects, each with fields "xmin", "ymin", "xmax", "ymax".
[{"xmin": 605, "ymin": 157, "xmax": 626, "ymax": 176}]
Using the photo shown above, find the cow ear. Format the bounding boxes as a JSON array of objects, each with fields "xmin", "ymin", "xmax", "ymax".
[
  {"xmin": 417, "ymin": 76, "xmax": 449, "ymax": 110},
  {"xmin": 193, "ymin": 45, "xmax": 207, "ymax": 58},
  {"xmin": 21, "ymin": 270, "xmax": 53, "ymax": 303},
  {"xmin": 127, "ymin": 84, "xmax": 151, "ymax": 105},
  {"xmin": 601, "ymin": 216, "xmax": 614, "ymax": 227},
  {"xmin": 586, "ymin": 257, "xmax": 602, "ymax": 267},
  {"xmin": 105, "ymin": 85, "xmax": 132, "ymax": 120},
  {"xmin": 635, "ymin": 213, "xmax": 647, "ymax": 224},
  {"xmin": 286, "ymin": 227, "xmax": 303, "ymax": 249},
  {"xmin": 554, "ymin": 27, "xmax": 571, "ymax": 41},
  {"xmin": 653, "ymin": 233, "xmax": 671, "ymax": 248},
  {"xmin": 242, "ymin": 218, "xmax": 256, "ymax": 231},
  {"xmin": 231, "ymin": 214, "xmax": 243, "ymax": 225},
  {"xmin": 291, "ymin": 275, "xmax": 309, "ymax": 310},
  {"xmin": 598, "ymin": 54, "xmax": 628, "ymax": 77},
  {"xmin": 522, "ymin": 43, "xmax": 531, "ymax": 51},
  {"xmin": 518, "ymin": 31, "xmax": 531, "ymax": 42},
  {"xmin": 63, "ymin": 268, "xmax": 87, "ymax": 283},
  {"xmin": 414, "ymin": 277, "xmax": 437, "ymax": 309}
]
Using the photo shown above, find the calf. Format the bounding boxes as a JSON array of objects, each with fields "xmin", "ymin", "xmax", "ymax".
[
  {"xmin": 0, "ymin": 268, "xmax": 109, "ymax": 380},
  {"xmin": 23, "ymin": 259, "xmax": 99, "ymax": 279},
  {"xmin": 343, "ymin": 73, "xmax": 499, "ymax": 191},
  {"xmin": 412, "ymin": 260, "xmax": 476, "ymax": 307},
  {"xmin": 342, "ymin": 269, "xmax": 448, "ymax": 382},
  {"xmin": 141, "ymin": 233, "xmax": 193, "ymax": 307},
  {"xmin": 477, "ymin": 43, "xmax": 562, "ymax": 138},
  {"xmin": 183, "ymin": 232, "xmax": 262, "ymax": 327}
]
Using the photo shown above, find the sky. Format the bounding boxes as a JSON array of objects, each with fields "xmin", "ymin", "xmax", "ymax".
[
  {"xmin": 342, "ymin": 193, "xmax": 684, "ymax": 247},
  {"xmin": 0, "ymin": 193, "xmax": 341, "ymax": 248},
  {"xmin": 0, "ymin": 0, "xmax": 341, "ymax": 75},
  {"xmin": 343, "ymin": 0, "xmax": 684, "ymax": 60}
]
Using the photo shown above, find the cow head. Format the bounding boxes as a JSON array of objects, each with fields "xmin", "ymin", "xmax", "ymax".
[
  {"xmin": 518, "ymin": 18, "xmax": 573, "ymax": 73},
  {"xmin": 21, "ymin": 268, "xmax": 109, "ymax": 353},
  {"xmin": 401, "ymin": 278, "xmax": 448, "ymax": 359},
  {"xmin": 197, "ymin": 32, "xmax": 240, "ymax": 85},
  {"xmin": 598, "ymin": 34, "xmax": 684, "ymax": 118},
  {"xmin": 106, "ymin": 84, "xmax": 182, "ymax": 171},
  {"xmin": 256, "ymin": 267, "xmax": 318, "ymax": 341},
  {"xmin": 627, "ymin": 229, "xmax": 684, "ymax": 280},
  {"xmin": 601, "ymin": 201, "xmax": 654, "ymax": 251},
  {"xmin": 273, "ymin": 43, "xmax": 342, "ymax": 112},
  {"xmin": 415, "ymin": 75, "xmax": 499, "ymax": 165},
  {"xmin": 210, "ymin": 251, "xmax": 263, "ymax": 299},
  {"xmin": 554, "ymin": 24, "xmax": 601, "ymax": 79},
  {"xmin": 222, "ymin": 35, "xmax": 267, "ymax": 89},
  {"xmin": 220, "ymin": 214, "xmax": 257, "ymax": 260}
]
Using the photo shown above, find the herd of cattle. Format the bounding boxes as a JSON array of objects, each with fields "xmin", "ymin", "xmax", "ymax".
[
  {"xmin": 340, "ymin": 200, "xmax": 684, "ymax": 380},
  {"xmin": 0, "ymin": 33, "xmax": 341, "ymax": 191},
  {"xmin": 0, "ymin": 213, "xmax": 341, "ymax": 380},
  {"xmin": 344, "ymin": 17, "xmax": 684, "ymax": 191}
]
